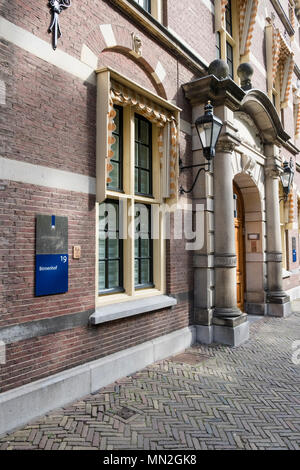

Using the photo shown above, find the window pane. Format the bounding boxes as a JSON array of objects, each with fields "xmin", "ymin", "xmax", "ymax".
[
  {"xmin": 135, "ymin": 168, "xmax": 139, "ymax": 193},
  {"xmin": 140, "ymin": 119, "xmax": 150, "ymax": 145},
  {"xmin": 216, "ymin": 32, "xmax": 221, "ymax": 59},
  {"xmin": 114, "ymin": 108, "xmax": 120, "ymax": 134},
  {"xmin": 141, "ymin": 238, "xmax": 150, "ymax": 257},
  {"xmin": 139, "ymin": 145, "xmax": 150, "ymax": 169},
  {"xmin": 140, "ymin": 170, "xmax": 150, "ymax": 194},
  {"xmin": 111, "ymin": 135, "xmax": 120, "ymax": 161},
  {"xmin": 141, "ymin": 259, "xmax": 150, "ymax": 284},
  {"xmin": 135, "ymin": 259, "xmax": 139, "ymax": 285},
  {"xmin": 134, "ymin": 0, "xmax": 151, "ymax": 13},
  {"xmin": 108, "ymin": 260, "xmax": 119, "ymax": 288},
  {"xmin": 108, "ymin": 106, "xmax": 122, "ymax": 191},
  {"xmin": 135, "ymin": 114, "xmax": 152, "ymax": 196},
  {"xmin": 108, "ymin": 161, "xmax": 119, "ymax": 189},
  {"xmin": 99, "ymin": 239, "xmax": 106, "ymax": 259},
  {"xmin": 225, "ymin": 0, "xmax": 232, "ymax": 36},
  {"xmin": 226, "ymin": 42, "xmax": 233, "ymax": 79},
  {"xmin": 99, "ymin": 261, "xmax": 106, "ymax": 290},
  {"xmin": 108, "ymin": 238, "xmax": 119, "ymax": 258},
  {"xmin": 135, "ymin": 204, "xmax": 152, "ymax": 287},
  {"xmin": 99, "ymin": 200, "xmax": 122, "ymax": 293},
  {"xmin": 135, "ymin": 238, "xmax": 139, "ymax": 258}
]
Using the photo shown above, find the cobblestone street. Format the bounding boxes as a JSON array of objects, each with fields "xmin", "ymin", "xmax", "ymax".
[{"xmin": 1, "ymin": 306, "xmax": 300, "ymax": 451}]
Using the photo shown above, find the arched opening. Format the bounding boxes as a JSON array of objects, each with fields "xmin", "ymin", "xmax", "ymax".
[
  {"xmin": 233, "ymin": 182, "xmax": 246, "ymax": 312},
  {"xmin": 233, "ymin": 172, "xmax": 265, "ymax": 315}
]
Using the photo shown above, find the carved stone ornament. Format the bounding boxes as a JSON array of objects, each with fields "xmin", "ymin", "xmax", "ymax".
[
  {"xmin": 241, "ymin": 154, "xmax": 256, "ymax": 177},
  {"xmin": 48, "ymin": 0, "xmax": 71, "ymax": 50},
  {"xmin": 131, "ymin": 32, "xmax": 142, "ymax": 57},
  {"xmin": 265, "ymin": 165, "xmax": 282, "ymax": 179},
  {"xmin": 234, "ymin": 111, "xmax": 263, "ymax": 152},
  {"xmin": 216, "ymin": 139, "xmax": 237, "ymax": 153}
]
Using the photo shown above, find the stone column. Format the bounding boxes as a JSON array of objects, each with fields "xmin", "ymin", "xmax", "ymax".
[
  {"xmin": 213, "ymin": 138, "xmax": 249, "ymax": 346},
  {"xmin": 264, "ymin": 146, "xmax": 291, "ymax": 317}
]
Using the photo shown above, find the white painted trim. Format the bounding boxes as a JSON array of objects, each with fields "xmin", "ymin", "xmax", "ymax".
[
  {"xmin": 249, "ymin": 52, "xmax": 267, "ymax": 78},
  {"xmin": 0, "ymin": 326, "xmax": 196, "ymax": 437},
  {"xmin": 99, "ymin": 24, "xmax": 117, "ymax": 48},
  {"xmin": 0, "ymin": 157, "xmax": 96, "ymax": 195},
  {"xmin": 201, "ymin": 0, "xmax": 214, "ymax": 14},
  {"xmin": 81, "ymin": 44, "xmax": 98, "ymax": 69},
  {"xmin": 0, "ymin": 16, "xmax": 96, "ymax": 85},
  {"xmin": 154, "ymin": 61, "xmax": 166, "ymax": 83}
]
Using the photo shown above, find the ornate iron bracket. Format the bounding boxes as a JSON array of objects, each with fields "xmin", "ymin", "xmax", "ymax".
[
  {"xmin": 179, "ymin": 159, "xmax": 211, "ymax": 194},
  {"xmin": 48, "ymin": 0, "xmax": 71, "ymax": 50}
]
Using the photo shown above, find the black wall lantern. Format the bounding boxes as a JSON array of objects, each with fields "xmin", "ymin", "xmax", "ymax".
[
  {"xmin": 179, "ymin": 101, "xmax": 223, "ymax": 194},
  {"xmin": 280, "ymin": 158, "xmax": 294, "ymax": 202}
]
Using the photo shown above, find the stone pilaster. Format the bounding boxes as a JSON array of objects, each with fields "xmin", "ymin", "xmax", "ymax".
[{"xmin": 264, "ymin": 147, "xmax": 291, "ymax": 317}]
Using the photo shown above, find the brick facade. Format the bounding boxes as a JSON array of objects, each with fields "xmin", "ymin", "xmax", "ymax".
[{"xmin": 0, "ymin": 0, "xmax": 299, "ymax": 395}]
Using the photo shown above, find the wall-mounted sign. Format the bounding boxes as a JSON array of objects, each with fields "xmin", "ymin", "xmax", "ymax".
[
  {"xmin": 35, "ymin": 215, "xmax": 68, "ymax": 296},
  {"xmin": 292, "ymin": 236, "xmax": 297, "ymax": 263},
  {"xmin": 248, "ymin": 233, "xmax": 260, "ymax": 240}
]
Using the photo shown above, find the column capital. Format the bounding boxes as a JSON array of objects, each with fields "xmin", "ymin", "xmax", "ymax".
[
  {"xmin": 264, "ymin": 164, "xmax": 282, "ymax": 179},
  {"xmin": 216, "ymin": 138, "xmax": 238, "ymax": 153}
]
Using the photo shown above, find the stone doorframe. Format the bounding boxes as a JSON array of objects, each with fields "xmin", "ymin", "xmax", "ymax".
[
  {"xmin": 232, "ymin": 156, "xmax": 266, "ymax": 316},
  {"xmin": 183, "ymin": 75, "xmax": 296, "ymax": 346}
]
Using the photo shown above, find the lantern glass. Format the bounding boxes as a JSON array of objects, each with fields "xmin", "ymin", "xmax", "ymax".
[
  {"xmin": 211, "ymin": 120, "xmax": 223, "ymax": 149},
  {"xmin": 195, "ymin": 102, "xmax": 223, "ymax": 161},
  {"xmin": 280, "ymin": 159, "xmax": 294, "ymax": 197},
  {"xmin": 197, "ymin": 121, "xmax": 213, "ymax": 150},
  {"xmin": 281, "ymin": 171, "xmax": 291, "ymax": 190}
]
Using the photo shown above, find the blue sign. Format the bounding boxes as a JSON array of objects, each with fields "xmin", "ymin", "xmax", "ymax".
[
  {"xmin": 293, "ymin": 249, "xmax": 297, "ymax": 263},
  {"xmin": 35, "ymin": 254, "xmax": 68, "ymax": 296}
]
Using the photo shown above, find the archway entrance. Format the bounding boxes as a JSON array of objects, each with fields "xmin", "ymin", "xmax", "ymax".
[{"xmin": 234, "ymin": 183, "xmax": 246, "ymax": 312}]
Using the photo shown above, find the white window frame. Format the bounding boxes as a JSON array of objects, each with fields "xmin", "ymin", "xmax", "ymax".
[{"xmin": 95, "ymin": 67, "xmax": 180, "ymax": 307}]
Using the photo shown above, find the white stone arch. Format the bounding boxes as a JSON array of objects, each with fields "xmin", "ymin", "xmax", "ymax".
[{"xmin": 232, "ymin": 155, "xmax": 266, "ymax": 316}]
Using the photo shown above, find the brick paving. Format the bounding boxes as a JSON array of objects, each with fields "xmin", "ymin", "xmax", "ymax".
[{"xmin": 1, "ymin": 307, "xmax": 300, "ymax": 450}]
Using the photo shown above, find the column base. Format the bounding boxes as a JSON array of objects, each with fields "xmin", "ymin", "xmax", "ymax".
[
  {"xmin": 266, "ymin": 292, "xmax": 291, "ymax": 317},
  {"xmin": 267, "ymin": 301, "xmax": 292, "ymax": 317},
  {"xmin": 196, "ymin": 314, "xmax": 249, "ymax": 347},
  {"xmin": 214, "ymin": 307, "xmax": 242, "ymax": 318},
  {"xmin": 195, "ymin": 325, "xmax": 213, "ymax": 345},
  {"xmin": 245, "ymin": 302, "xmax": 267, "ymax": 316}
]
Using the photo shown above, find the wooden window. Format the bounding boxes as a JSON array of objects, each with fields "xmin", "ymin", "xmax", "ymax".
[
  {"xmin": 216, "ymin": 32, "xmax": 221, "ymax": 59},
  {"xmin": 225, "ymin": 0, "xmax": 233, "ymax": 36},
  {"xmin": 107, "ymin": 106, "xmax": 123, "ymax": 191},
  {"xmin": 135, "ymin": 114, "xmax": 153, "ymax": 197},
  {"xmin": 134, "ymin": 204, "xmax": 153, "ymax": 289},
  {"xmin": 99, "ymin": 200, "xmax": 124, "ymax": 294},
  {"xmin": 134, "ymin": 0, "xmax": 151, "ymax": 13},
  {"xmin": 226, "ymin": 41, "xmax": 234, "ymax": 79}
]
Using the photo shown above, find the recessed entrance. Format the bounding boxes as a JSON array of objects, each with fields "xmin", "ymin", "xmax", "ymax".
[{"xmin": 234, "ymin": 183, "xmax": 246, "ymax": 312}]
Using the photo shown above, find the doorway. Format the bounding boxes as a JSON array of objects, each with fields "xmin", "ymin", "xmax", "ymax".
[{"xmin": 234, "ymin": 183, "xmax": 246, "ymax": 312}]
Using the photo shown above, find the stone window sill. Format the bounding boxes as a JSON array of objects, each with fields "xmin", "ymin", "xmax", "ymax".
[{"xmin": 89, "ymin": 295, "xmax": 177, "ymax": 325}]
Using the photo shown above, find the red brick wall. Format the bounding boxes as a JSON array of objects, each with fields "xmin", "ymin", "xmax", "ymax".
[
  {"xmin": 0, "ymin": 0, "xmax": 196, "ymax": 392},
  {"xmin": 0, "ymin": 181, "xmax": 96, "ymax": 328},
  {"xmin": 1, "ymin": 0, "xmax": 299, "ymax": 394},
  {"xmin": 0, "ymin": 303, "xmax": 191, "ymax": 393}
]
